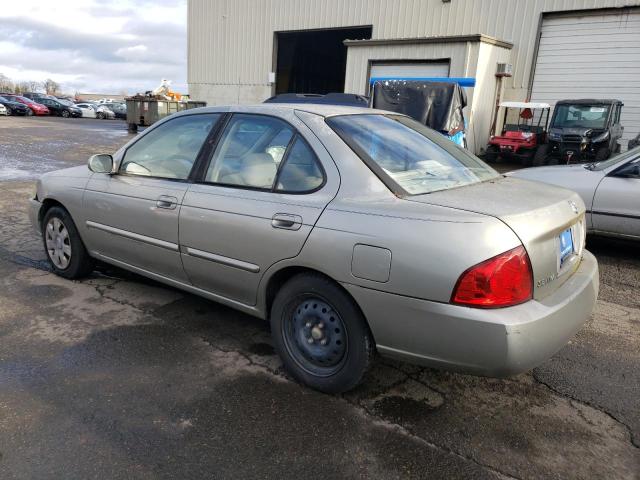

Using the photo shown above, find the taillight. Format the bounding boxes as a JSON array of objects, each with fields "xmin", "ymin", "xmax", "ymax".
[{"xmin": 451, "ymin": 246, "xmax": 533, "ymax": 308}]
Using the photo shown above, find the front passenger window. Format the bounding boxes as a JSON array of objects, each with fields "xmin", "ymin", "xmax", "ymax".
[{"xmin": 120, "ymin": 114, "xmax": 221, "ymax": 179}]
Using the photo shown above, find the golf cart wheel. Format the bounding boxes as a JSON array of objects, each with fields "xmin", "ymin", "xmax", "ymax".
[
  {"xmin": 270, "ymin": 272, "xmax": 374, "ymax": 394},
  {"xmin": 61, "ymin": 110, "xmax": 70, "ymax": 118},
  {"xmin": 42, "ymin": 206, "xmax": 94, "ymax": 279},
  {"xmin": 595, "ymin": 147, "xmax": 610, "ymax": 162},
  {"xmin": 533, "ymin": 144, "xmax": 548, "ymax": 166},
  {"xmin": 485, "ymin": 145, "xmax": 500, "ymax": 163},
  {"xmin": 26, "ymin": 108, "xmax": 34, "ymax": 116},
  {"xmin": 521, "ymin": 150, "xmax": 535, "ymax": 167}
]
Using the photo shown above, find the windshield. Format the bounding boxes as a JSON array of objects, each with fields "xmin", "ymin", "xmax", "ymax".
[
  {"xmin": 551, "ymin": 104, "xmax": 610, "ymax": 129},
  {"xmin": 327, "ymin": 114, "xmax": 499, "ymax": 195}
]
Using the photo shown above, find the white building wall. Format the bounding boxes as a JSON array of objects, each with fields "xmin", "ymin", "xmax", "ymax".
[{"xmin": 188, "ymin": 0, "xmax": 640, "ymax": 104}]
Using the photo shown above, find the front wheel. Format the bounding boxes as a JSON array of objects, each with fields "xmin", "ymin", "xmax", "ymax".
[
  {"xmin": 270, "ymin": 273, "xmax": 374, "ymax": 393},
  {"xmin": 533, "ymin": 144, "xmax": 549, "ymax": 166},
  {"xmin": 96, "ymin": 112, "xmax": 105, "ymax": 120},
  {"xmin": 5, "ymin": 107, "xmax": 11, "ymax": 116},
  {"xmin": 61, "ymin": 110, "xmax": 70, "ymax": 118},
  {"xmin": 42, "ymin": 207, "xmax": 95, "ymax": 279},
  {"xmin": 484, "ymin": 145, "xmax": 500, "ymax": 163},
  {"xmin": 595, "ymin": 146, "xmax": 611, "ymax": 162}
]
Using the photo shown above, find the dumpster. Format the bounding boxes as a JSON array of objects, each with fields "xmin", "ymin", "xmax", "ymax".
[{"xmin": 125, "ymin": 97, "xmax": 207, "ymax": 132}]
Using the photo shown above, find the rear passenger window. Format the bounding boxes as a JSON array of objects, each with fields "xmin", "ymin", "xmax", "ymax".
[
  {"xmin": 275, "ymin": 137, "xmax": 324, "ymax": 192},
  {"xmin": 206, "ymin": 114, "xmax": 294, "ymax": 189}
]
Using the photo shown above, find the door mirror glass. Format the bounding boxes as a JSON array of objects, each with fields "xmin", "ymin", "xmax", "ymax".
[{"xmin": 88, "ymin": 154, "xmax": 114, "ymax": 173}]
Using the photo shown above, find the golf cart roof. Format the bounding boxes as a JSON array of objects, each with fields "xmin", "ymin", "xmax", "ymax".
[
  {"xmin": 500, "ymin": 101, "xmax": 550, "ymax": 109},
  {"xmin": 555, "ymin": 99, "xmax": 623, "ymax": 106}
]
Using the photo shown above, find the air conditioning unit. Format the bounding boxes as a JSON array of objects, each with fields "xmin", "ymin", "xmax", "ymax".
[{"xmin": 496, "ymin": 63, "xmax": 513, "ymax": 77}]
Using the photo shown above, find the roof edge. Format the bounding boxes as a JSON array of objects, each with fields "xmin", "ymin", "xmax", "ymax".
[{"xmin": 344, "ymin": 34, "xmax": 513, "ymax": 49}]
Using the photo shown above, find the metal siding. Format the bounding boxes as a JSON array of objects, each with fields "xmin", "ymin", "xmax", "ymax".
[
  {"xmin": 189, "ymin": 0, "xmax": 638, "ymax": 95},
  {"xmin": 531, "ymin": 9, "xmax": 640, "ymax": 147}
]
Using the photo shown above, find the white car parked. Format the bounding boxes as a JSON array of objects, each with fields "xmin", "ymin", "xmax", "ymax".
[
  {"xmin": 0, "ymin": 103, "xmax": 7, "ymax": 116},
  {"xmin": 75, "ymin": 103, "xmax": 115, "ymax": 120}
]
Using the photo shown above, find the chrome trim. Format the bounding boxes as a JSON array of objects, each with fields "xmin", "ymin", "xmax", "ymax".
[
  {"xmin": 85, "ymin": 220, "xmax": 179, "ymax": 252},
  {"xmin": 182, "ymin": 246, "xmax": 260, "ymax": 273}
]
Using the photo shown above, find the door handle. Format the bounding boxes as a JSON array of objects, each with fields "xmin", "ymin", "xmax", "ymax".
[
  {"xmin": 156, "ymin": 195, "xmax": 178, "ymax": 210},
  {"xmin": 271, "ymin": 213, "xmax": 302, "ymax": 231}
]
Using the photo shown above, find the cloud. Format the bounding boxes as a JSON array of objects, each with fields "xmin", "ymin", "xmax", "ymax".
[{"xmin": 0, "ymin": 0, "xmax": 187, "ymax": 95}]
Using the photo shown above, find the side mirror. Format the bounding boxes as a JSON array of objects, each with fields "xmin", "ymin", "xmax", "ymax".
[{"xmin": 88, "ymin": 154, "xmax": 114, "ymax": 174}]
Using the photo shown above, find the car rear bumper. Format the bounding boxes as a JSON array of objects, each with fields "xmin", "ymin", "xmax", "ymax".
[{"xmin": 343, "ymin": 250, "xmax": 599, "ymax": 376}]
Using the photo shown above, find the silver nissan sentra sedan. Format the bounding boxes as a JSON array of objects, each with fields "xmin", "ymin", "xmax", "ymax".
[{"xmin": 29, "ymin": 104, "xmax": 599, "ymax": 393}]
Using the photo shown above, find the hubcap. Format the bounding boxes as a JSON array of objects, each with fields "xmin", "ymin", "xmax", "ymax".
[
  {"xmin": 283, "ymin": 297, "xmax": 348, "ymax": 376},
  {"xmin": 45, "ymin": 217, "xmax": 72, "ymax": 269}
]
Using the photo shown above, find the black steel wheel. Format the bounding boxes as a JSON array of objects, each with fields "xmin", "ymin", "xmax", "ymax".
[{"xmin": 271, "ymin": 272, "xmax": 374, "ymax": 393}]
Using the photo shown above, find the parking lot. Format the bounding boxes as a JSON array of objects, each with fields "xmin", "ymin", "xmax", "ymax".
[{"xmin": 0, "ymin": 116, "xmax": 638, "ymax": 479}]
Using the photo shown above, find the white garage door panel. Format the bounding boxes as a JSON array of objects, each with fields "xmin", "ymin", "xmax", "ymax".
[
  {"xmin": 370, "ymin": 62, "xmax": 450, "ymax": 79},
  {"xmin": 531, "ymin": 10, "xmax": 640, "ymax": 148}
]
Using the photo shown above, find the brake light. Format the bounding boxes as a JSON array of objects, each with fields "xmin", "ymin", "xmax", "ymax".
[{"xmin": 451, "ymin": 246, "xmax": 533, "ymax": 308}]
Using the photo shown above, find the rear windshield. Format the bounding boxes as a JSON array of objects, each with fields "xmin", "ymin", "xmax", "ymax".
[{"xmin": 326, "ymin": 114, "xmax": 499, "ymax": 195}]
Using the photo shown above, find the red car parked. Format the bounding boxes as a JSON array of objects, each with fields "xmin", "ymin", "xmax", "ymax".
[{"xmin": 4, "ymin": 95, "xmax": 50, "ymax": 116}]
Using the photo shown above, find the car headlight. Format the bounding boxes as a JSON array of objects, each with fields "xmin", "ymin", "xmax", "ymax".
[
  {"xmin": 548, "ymin": 132, "xmax": 561, "ymax": 141},
  {"xmin": 591, "ymin": 131, "xmax": 610, "ymax": 143}
]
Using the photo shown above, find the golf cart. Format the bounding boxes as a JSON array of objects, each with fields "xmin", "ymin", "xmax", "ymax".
[
  {"xmin": 485, "ymin": 102, "xmax": 550, "ymax": 166},
  {"xmin": 538, "ymin": 99, "xmax": 624, "ymax": 164}
]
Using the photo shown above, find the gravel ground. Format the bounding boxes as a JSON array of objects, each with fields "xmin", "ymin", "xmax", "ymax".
[{"xmin": 0, "ymin": 116, "xmax": 638, "ymax": 479}]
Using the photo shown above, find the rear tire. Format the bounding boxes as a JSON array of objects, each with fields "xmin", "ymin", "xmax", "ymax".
[
  {"xmin": 484, "ymin": 145, "xmax": 500, "ymax": 163},
  {"xmin": 42, "ymin": 206, "xmax": 95, "ymax": 279},
  {"xmin": 5, "ymin": 107, "xmax": 11, "ymax": 116},
  {"xmin": 270, "ymin": 273, "xmax": 374, "ymax": 393},
  {"xmin": 96, "ymin": 112, "xmax": 105, "ymax": 120},
  {"xmin": 26, "ymin": 108, "xmax": 34, "ymax": 116}
]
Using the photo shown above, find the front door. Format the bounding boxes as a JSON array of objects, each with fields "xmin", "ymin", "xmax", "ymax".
[
  {"xmin": 83, "ymin": 113, "xmax": 222, "ymax": 281},
  {"xmin": 592, "ymin": 157, "xmax": 640, "ymax": 238},
  {"xmin": 179, "ymin": 112, "xmax": 339, "ymax": 305}
]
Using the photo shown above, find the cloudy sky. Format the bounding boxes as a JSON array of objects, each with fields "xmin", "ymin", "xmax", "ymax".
[{"xmin": 0, "ymin": 0, "xmax": 187, "ymax": 95}]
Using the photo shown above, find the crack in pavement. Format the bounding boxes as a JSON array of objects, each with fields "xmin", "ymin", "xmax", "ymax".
[{"xmin": 532, "ymin": 370, "xmax": 639, "ymax": 449}]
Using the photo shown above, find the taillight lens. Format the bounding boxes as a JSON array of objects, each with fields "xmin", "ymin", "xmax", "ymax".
[{"xmin": 451, "ymin": 246, "xmax": 533, "ymax": 308}]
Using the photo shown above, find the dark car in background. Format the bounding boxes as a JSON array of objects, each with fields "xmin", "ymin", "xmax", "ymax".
[
  {"xmin": 22, "ymin": 92, "xmax": 52, "ymax": 102},
  {"xmin": 37, "ymin": 97, "xmax": 82, "ymax": 118},
  {"xmin": 0, "ymin": 95, "xmax": 30, "ymax": 115},
  {"xmin": 105, "ymin": 102, "xmax": 127, "ymax": 119},
  {"xmin": 4, "ymin": 95, "xmax": 50, "ymax": 116}
]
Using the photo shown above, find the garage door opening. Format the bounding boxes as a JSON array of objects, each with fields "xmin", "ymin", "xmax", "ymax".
[{"xmin": 276, "ymin": 26, "xmax": 372, "ymax": 95}]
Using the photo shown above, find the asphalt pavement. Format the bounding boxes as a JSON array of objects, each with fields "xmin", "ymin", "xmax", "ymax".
[{"xmin": 0, "ymin": 116, "xmax": 638, "ymax": 479}]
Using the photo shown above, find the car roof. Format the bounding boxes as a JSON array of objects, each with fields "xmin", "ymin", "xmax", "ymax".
[
  {"xmin": 181, "ymin": 103, "xmax": 391, "ymax": 118},
  {"xmin": 555, "ymin": 99, "xmax": 623, "ymax": 105}
]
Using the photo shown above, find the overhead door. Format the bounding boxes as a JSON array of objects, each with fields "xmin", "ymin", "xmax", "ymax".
[
  {"xmin": 369, "ymin": 61, "xmax": 450, "ymax": 81},
  {"xmin": 531, "ymin": 9, "xmax": 640, "ymax": 149}
]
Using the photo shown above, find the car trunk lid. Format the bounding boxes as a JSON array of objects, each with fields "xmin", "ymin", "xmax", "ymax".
[{"xmin": 406, "ymin": 176, "xmax": 587, "ymax": 300}]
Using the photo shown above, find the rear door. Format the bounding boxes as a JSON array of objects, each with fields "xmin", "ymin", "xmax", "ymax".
[
  {"xmin": 592, "ymin": 157, "xmax": 640, "ymax": 238},
  {"xmin": 83, "ymin": 113, "xmax": 222, "ymax": 281},
  {"xmin": 179, "ymin": 111, "xmax": 339, "ymax": 305}
]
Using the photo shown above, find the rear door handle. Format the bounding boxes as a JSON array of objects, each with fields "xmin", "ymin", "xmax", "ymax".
[
  {"xmin": 156, "ymin": 195, "xmax": 178, "ymax": 210},
  {"xmin": 271, "ymin": 213, "xmax": 302, "ymax": 230}
]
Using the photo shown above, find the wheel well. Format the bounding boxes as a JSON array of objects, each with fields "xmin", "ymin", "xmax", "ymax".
[
  {"xmin": 264, "ymin": 266, "xmax": 375, "ymax": 343},
  {"xmin": 39, "ymin": 199, "xmax": 66, "ymax": 226}
]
